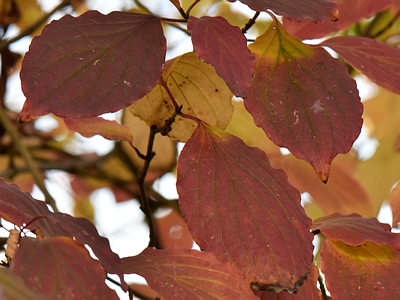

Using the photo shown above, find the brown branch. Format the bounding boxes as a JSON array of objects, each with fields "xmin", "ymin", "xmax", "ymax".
[
  {"xmin": 242, "ymin": 11, "xmax": 260, "ymax": 34},
  {"xmin": 0, "ymin": 108, "xmax": 58, "ymax": 212}
]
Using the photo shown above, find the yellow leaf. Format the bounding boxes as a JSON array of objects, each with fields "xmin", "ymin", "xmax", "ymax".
[{"xmin": 128, "ymin": 52, "xmax": 233, "ymax": 142}]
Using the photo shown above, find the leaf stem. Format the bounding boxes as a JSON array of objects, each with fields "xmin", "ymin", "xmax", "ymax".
[
  {"xmin": 186, "ymin": 0, "xmax": 201, "ymax": 17},
  {"xmin": 159, "ymin": 77, "xmax": 180, "ymax": 111},
  {"xmin": 242, "ymin": 11, "xmax": 260, "ymax": 33},
  {"xmin": 0, "ymin": 0, "xmax": 70, "ymax": 52},
  {"xmin": 0, "ymin": 107, "xmax": 59, "ymax": 212}
]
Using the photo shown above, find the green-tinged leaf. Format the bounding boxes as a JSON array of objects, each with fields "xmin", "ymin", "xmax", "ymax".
[
  {"xmin": 254, "ymin": 265, "xmax": 321, "ymax": 299},
  {"xmin": 235, "ymin": 0, "xmax": 338, "ymax": 22},
  {"xmin": 19, "ymin": 11, "xmax": 166, "ymax": 122},
  {"xmin": 321, "ymin": 240, "xmax": 400, "ymax": 299},
  {"xmin": 121, "ymin": 247, "xmax": 259, "ymax": 300},
  {"xmin": 321, "ymin": 36, "xmax": 400, "ymax": 95},
  {"xmin": 312, "ymin": 213, "xmax": 400, "ymax": 248},
  {"xmin": 188, "ymin": 16, "xmax": 255, "ymax": 97},
  {"xmin": 64, "ymin": 117, "xmax": 133, "ymax": 142},
  {"xmin": 176, "ymin": 122, "xmax": 313, "ymax": 292},
  {"xmin": 11, "ymin": 236, "xmax": 118, "ymax": 300},
  {"xmin": 129, "ymin": 52, "xmax": 233, "ymax": 142},
  {"xmin": 0, "ymin": 268, "xmax": 49, "ymax": 300},
  {"xmin": 283, "ymin": 0, "xmax": 392, "ymax": 39},
  {"xmin": 245, "ymin": 17, "xmax": 362, "ymax": 181}
]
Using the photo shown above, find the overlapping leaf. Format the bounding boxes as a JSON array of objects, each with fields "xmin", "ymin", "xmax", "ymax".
[
  {"xmin": 64, "ymin": 117, "xmax": 133, "ymax": 142},
  {"xmin": 314, "ymin": 213, "xmax": 400, "ymax": 298},
  {"xmin": 321, "ymin": 240, "xmax": 400, "ymax": 298},
  {"xmin": 121, "ymin": 247, "xmax": 259, "ymax": 300},
  {"xmin": 128, "ymin": 52, "xmax": 233, "ymax": 142},
  {"xmin": 283, "ymin": 0, "xmax": 392, "ymax": 39},
  {"xmin": 11, "ymin": 236, "xmax": 118, "ymax": 300},
  {"xmin": 0, "ymin": 179, "xmax": 127, "ymax": 290},
  {"xmin": 254, "ymin": 265, "xmax": 321, "ymax": 299},
  {"xmin": 0, "ymin": 267, "xmax": 49, "ymax": 300},
  {"xmin": 245, "ymin": 17, "xmax": 363, "ymax": 181},
  {"xmin": 312, "ymin": 213, "xmax": 400, "ymax": 248},
  {"xmin": 188, "ymin": 16, "xmax": 255, "ymax": 97},
  {"xmin": 19, "ymin": 11, "xmax": 166, "ymax": 122},
  {"xmin": 321, "ymin": 36, "xmax": 400, "ymax": 94},
  {"xmin": 176, "ymin": 122, "xmax": 313, "ymax": 292},
  {"xmin": 233, "ymin": 0, "xmax": 338, "ymax": 22}
]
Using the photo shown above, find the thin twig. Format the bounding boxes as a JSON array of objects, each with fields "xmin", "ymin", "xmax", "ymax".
[
  {"xmin": 0, "ymin": 0, "xmax": 70, "ymax": 52},
  {"xmin": 186, "ymin": 0, "xmax": 201, "ymax": 17},
  {"xmin": 318, "ymin": 275, "xmax": 329, "ymax": 300},
  {"xmin": 137, "ymin": 125, "xmax": 159, "ymax": 248},
  {"xmin": 0, "ymin": 108, "xmax": 58, "ymax": 212},
  {"xmin": 242, "ymin": 11, "xmax": 260, "ymax": 33}
]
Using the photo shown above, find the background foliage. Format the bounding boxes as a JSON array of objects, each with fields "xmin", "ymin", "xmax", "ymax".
[{"xmin": 1, "ymin": 0, "xmax": 400, "ymax": 299}]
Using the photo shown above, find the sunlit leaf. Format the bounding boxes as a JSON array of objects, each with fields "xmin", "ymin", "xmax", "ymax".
[
  {"xmin": 355, "ymin": 138, "xmax": 400, "ymax": 215},
  {"xmin": 177, "ymin": 122, "xmax": 313, "ymax": 292},
  {"xmin": 254, "ymin": 264, "xmax": 321, "ymax": 299},
  {"xmin": 121, "ymin": 247, "xmax": 259, "ymax": 300},
  {"xmin": 283, "ymin": 0, "xmax": 392, "ymax": 39},
  {"xmin": 188, "ymin": 16, "xmax": 255, "ymax": 97},
  {"xmin": 128, "ymin": 52, "xmax": 233, "ymax": 142},
  {"xmin": 234, "ymin": 0, "xmax": 338, "ymax": 22},
  {"xmin": 321, "ymin": 239, "xmax": 400, "ymax": 298},
  {"xmin": 19, "ymin": 11, "xmax": 166, "ymax": 122},
  {"xmin": 64, "ymin": 117, "xmax": 133, "ymax": 142},
  {"xmin": 312, "ymin": 213, "xmax": 400, "ymax": 248},
  {"xmin": 270, "ymin": 154, "xmax": 374, "ymax": 218},
  {"xmin": 11, "ymin": 236, "xmax": 118, "ymax": 300},
  {"xmin": 321, "ymin": 36, "xmax": 400, "ymax": 94},
  {"xmin": 245, "ymin": 17, "xmax": 362, "ymax": 181}
]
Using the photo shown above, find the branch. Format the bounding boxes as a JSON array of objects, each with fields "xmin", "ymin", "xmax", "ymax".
[
  {"xmin": 242, "ymin": 11, "xmax": 260, "ymax": 33},
  {"xmin": 0, "ymin": 0, "xmax": 70, "ymax": 52},
  {"xmin": 0, "ymin": 108, "xmax": 58, "ymax": 212}
]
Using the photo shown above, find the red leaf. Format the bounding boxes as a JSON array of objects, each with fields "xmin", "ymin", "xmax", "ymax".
[
  {"xmin": 320, "ymin": 36, "xmax": 400, "ymax": 95},
  {"xmin": 11, "ymin": 236, "xmax": 118, "ymax": 300},
  {"xmin": 64, "ymin": 117, "xmax": 133, "ymax": 142},
  {"xmin": 121, "ymin": 247, "xmax": 259, "ymax": 300},
  {"xmin": 45, "ymin": 213, "xmax": 128, "ymax": 291},
  {"xmin": 19, "ymin": 11, "xmax": 166, "ymax": 122},
  {"xmin": 176, "ymin": 122, "xmax": 313, "ymax": 292},
  {"xmin": 234, "ymin": 0, "xmax": 338, "ymax": 22},
  {"xmin": 0, "ymin": 179, "xmax": 127, "ymax": 290},
  {"xmin": 0, "ymin": 178, "xmax": 69, "ymax": 237},
  {"xmin": 254, "ymin": 264, "xmax": 321, "ymax": 299},
  {"xmin": 0, "ymin": 267, "xmax": 50, "ymax": 300},
  {"xmin": 283, "ymin": 0, "xmax": 392, "ymax": 39},
  {"xmin": 188, "ymin": 16, "xmax": 255, "ymax": 97},
  {"xmin": 321, "ymin": 239, "xmax": 400, "ymax": 298},
  {"xmin": 245, "ymin": 18, "xmax": 362, "ymax": 181},
  {"xmin": 312, "ymin": 213, "xmax": 400, "ymax": 248}
]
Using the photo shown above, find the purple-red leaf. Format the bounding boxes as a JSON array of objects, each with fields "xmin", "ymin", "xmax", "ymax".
[
  {"xmin": 320, "ymin": 36, "xmax": 400, "ymax": 95},
  {"xmin": 176, "ymin": 122, "xmax": 313, "ymax": 292},
  {"xmin": 64, "ymin": 117, "xmax": 133, "ymax": 142},
  {"xmin": 283, "ymin": 0, "xmax": 392, "ymax": 39},
  {"xmin": 11, "ymin": 236, "xmax": 118, "ymax": 300},
  {"xmin": 233, "ymin": 0, "xmax": 338, "ymax": 22},
  {"xmin": 19, "ymin": 11, "xmax": 166, "ymax": 122},
  {"xmin": 245, "ymin": 18, "xmax": 362, "ymax": 181},
  {"xmin": 188, "ymin": 16, "xmax": 255, "ymax": 97},
  {"xmin": 0, "ymin": 179, "xmax": 69, "ymax": 237},
  {"xmin": 121, "ymin": 247, "xmax": 259, "ymax": 300}
]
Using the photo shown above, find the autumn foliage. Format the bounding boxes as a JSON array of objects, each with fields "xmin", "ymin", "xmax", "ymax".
[{"xmin": 1, "ymin": 0, "xmax": 400, "ymax": 299}]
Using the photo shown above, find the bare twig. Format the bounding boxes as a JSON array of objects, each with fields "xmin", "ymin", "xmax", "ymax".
[
  {"xmin": 0, "ymin": 108, "xmax": 58, "ymax": 212},
  {"xmin": 242, "ymin": 11, "xmax": 260, "ymax": 33},
  {"xmin": 0, "ymin": 0, "xmax": 70, "ymax": 52},
  {"xmin": 186, "ymin": 0, "xmax": 201, "ymax": 17}
]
